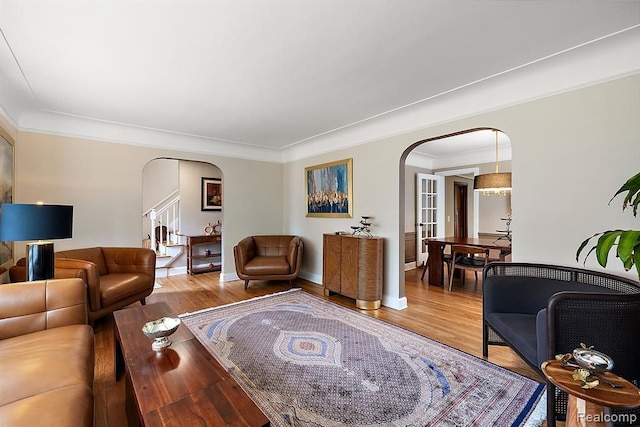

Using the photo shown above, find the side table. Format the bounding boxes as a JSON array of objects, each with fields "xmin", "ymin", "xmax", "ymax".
[{"xmin": 542, "ymin": 360, "xmax": 640, "ymax": 427}]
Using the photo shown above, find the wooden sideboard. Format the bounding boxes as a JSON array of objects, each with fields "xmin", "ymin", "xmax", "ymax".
[
  {"xmin": 322, "ymin": 233, "xmax": 383, "ymax": 309},
  {"xmin": 186, "ymin": 234, "xmax": 222, "ymax": 275}
]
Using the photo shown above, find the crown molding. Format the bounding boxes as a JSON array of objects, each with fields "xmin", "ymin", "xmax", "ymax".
[{"xmin": 4, "ymin": 27, "xmax": 639, "ymax": 165}]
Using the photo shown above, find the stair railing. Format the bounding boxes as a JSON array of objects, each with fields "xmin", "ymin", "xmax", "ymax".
[{"xmin": 143, "ymin": 191, "xmax": 181, "ymax": 253}]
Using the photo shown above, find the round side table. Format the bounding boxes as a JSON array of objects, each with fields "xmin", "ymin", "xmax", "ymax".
[{"xmin": 542, "ymin": 360, "xmax": 640, "ymax": 427}]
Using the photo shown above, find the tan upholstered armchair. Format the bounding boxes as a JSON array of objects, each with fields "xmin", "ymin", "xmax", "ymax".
[
  {"xmin": 233, "ymin": 235, "xmax": 303, "ymax": 289},
  {"xmin": 10, "ymin": 247, "xmax": 156, "ymax": 322}
]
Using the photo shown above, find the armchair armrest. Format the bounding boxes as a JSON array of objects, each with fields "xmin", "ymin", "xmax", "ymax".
[
  {"xmin": 10, "ymin": 257, "xmax": 101, "ymax": 311},
  {"xmin": 287, "ymin": 237, "xmax": 303, "ymax": 274},
  {"xmin": 8, "ymin": 257, "xmax": 27, "ymax": 283},
  {"xmin": 234, "ymin": 237, "xmax": 256, "ymax": 274},
  {"xmin": 0, "ymin": 278, "xmax": 88, "ymax": 340},
  {"xmin": 55, "ymin": 258, "xmax": 101, "ymax": 312}
]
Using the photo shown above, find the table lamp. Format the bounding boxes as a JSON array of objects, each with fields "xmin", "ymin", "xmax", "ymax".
[{"xmin": 0, "ymin": 203, "xmax": 73, "ymax": 281}]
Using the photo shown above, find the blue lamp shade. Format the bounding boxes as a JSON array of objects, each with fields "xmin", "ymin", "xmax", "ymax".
[
  {"xmin": 0, "ymin": 204, "xmax": 73, "ymax": 241},
  {"xmin": 0, "ymin": 204, "xmax": 73, "ymax": 281}
]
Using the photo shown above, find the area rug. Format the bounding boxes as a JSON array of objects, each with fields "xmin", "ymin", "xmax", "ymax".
[{"xmin": 180, "ymin": 289, "xmax": 546, "ymax": 427}]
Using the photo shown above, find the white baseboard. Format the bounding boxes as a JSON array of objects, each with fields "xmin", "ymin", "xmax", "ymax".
[
  {"xmin": 382, "ymin": 295, "xmax": 408, "ymax": 310},
  {"xmin": 300, "ymin": 271, "xmax": 321, "ymax": 285},
  {"xmin": 220, "ymin": 272, "xmax": 239, "ymax": 282},
  {"xmin": 404, "ymin": 262, "xmax": 417, "ymax": 271},
  {"xmin": 155, "ymin": 266, "xmax": 187, "ymax": 278}
]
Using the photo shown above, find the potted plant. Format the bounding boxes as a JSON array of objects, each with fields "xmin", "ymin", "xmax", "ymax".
[{"xmin": 576, "ymin": 171, "xmax": 640, "ymax": 281}]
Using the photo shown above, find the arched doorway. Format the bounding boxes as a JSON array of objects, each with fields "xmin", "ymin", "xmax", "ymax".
[
  {"xmin": 400, "ymin": 128, "xmax": 512, "ymax": 291},
  {"xmin": 142, "ymin": 158, "xmax": 224, "ymax": 277}
]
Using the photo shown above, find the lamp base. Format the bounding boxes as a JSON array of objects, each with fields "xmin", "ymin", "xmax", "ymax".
[{"xmin": 26, "ymin": 241, "xmax": 55, "ymax": 281}]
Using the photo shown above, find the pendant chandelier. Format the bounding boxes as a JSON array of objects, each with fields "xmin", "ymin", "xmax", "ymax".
[{"xmin": 473, "ymin": 130, "xmax": 512, "ymax": 195}]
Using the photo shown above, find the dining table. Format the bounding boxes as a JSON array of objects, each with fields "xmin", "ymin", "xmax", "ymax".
[{"xmin": 425, "ymin": 236, "xmax": 512, "ymax": 286}]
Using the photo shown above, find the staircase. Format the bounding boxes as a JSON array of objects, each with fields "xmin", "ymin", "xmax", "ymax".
[{"xmin": 143, "ymin": 191, "xmax": 185, "ymax": 276}]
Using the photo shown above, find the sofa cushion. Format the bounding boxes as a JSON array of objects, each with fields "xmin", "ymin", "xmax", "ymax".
[
  {"xmin": 484, "ymin": 277, "xmax": 621, "ymax": 316},
  {"xmin": 244, "ymin": 256, "xmax": 291, "ymax": 275},
  {"xmin": 0, "ymin": 325, "xmax": 94, "ymax": 407},
  {"xmin": 485, "ymin": 312, "xmax": 538, "ymax": 368},
  {"xmin": 99, "ymin": 273, "xmax": 154, "ymax": 307},
  {"xmin": 0, "ymin": 384, "xmax": 93, "ymax": 427}
]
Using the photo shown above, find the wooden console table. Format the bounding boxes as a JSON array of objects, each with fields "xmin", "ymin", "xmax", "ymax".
[
  {"xmin": 186, "ymin": 234, "xmax": 221, "ymax": 275},
  {"xmin": 542, "ymin": 360, "xmax": 640, "ymax": 427},
  {"xmin": 322, "ymin": 233, "xmax": 383, "ymax": 309},
  {"xmin": 113, "ymin": 302, "xmax": 269, "ymax": 427}
]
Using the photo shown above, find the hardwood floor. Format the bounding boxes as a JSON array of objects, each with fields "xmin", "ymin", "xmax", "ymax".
[{"xmin": 93, "ymin": 267, "xmax": 543, "ymax": 427}]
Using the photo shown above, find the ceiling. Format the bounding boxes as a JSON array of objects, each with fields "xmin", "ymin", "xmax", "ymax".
[{"xmin": 0, "ymin": 1, "xmax": 639, "ymax": 162}]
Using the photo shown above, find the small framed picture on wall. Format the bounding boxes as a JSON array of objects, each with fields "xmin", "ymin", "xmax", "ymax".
[{"xmin": 201, "ymin": 177, "xmax": 222, "ymax": 211}]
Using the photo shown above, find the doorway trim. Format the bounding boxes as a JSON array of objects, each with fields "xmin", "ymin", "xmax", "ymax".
[{"xmin": 435, "ymin": 167, "xmax": 480, "ymax": 238}]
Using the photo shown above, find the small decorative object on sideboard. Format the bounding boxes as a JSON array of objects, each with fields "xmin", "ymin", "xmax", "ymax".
[
  {"xmin": 203, "ymin": 220, "xmax": 222, "ymax": 236},
  {"xmin": 351, "ymin": 216, "xmax": 373, "ymax": 237},
  {"xmin": 142, "ymin": 316, "xmax": 181, "ymax": 351},
  {"xmin": 204, "ymin": 222, "xmax": 214, "ymax": 235}
]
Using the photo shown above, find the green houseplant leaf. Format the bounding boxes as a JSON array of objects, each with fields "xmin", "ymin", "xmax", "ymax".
[
  {"xmin": 576, "ymin": 171, "xmax": 640, "ymax": 281},
  {"xmin": 610, "ymin": 171, "xmax": 640, "ymax": 216}
]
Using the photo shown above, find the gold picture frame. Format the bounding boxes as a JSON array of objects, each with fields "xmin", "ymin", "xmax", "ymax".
[
  {"xmin": 0, "ymin": 130, "xmax": 14, "ymax": 266},
  {"xmin": 305, "ymin": 158, "xmax": 353, "ymax": 218}
]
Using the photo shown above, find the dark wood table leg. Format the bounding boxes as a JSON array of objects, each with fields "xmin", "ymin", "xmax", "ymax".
[
  {"xmin": 427, "ymin": 241, "xmax": 445, "ymax": 286},
  {"xmin": 114, "ymin": 325, "xmax": 125, "ymax": 380}
]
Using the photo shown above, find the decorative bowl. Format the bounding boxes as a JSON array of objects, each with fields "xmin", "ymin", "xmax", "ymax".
[
  {"xmin": 572, "ymin": 348, "xmax": 614, "ymax": 373},
  {"xmin": 142, "ymin": 316, "xmax": 181, "ymax": 351}
]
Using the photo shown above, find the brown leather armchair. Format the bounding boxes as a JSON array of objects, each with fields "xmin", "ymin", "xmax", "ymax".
[
  {"xmin": 233, "ymin": 235, "xmax": 303, "ymax": 289},
  {"xmin": 10, "ymin": 247, "xmax": 156, "ymax": 322}
]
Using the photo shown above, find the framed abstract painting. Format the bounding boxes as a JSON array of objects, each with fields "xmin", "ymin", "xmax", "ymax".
[{"xmin": 305, "ymin": 158, "xmax": 353, "ymax": 218}]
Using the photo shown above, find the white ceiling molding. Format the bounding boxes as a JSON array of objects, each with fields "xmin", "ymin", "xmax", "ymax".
[
  {"xmin": 18, "ymin": 110, "xmax": 285, "ymax": 162},
  {"xmin": 405, "ymin": 146, "xmax": 512, "ymax": 171},
  {"xmin": 405, "ymin": 152, "xmax": 435, "ymax": 170}
]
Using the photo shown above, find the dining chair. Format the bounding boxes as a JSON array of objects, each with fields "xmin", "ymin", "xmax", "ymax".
[
  {"xmin": 448, "ymin": 245, "xmax": 489, "ymax": 291},
  {"xmin": 421, "ymin": 243, "xmax": 453, "ymax": 282}
]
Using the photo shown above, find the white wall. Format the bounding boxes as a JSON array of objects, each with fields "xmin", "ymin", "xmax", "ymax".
[
  {"xmin": 142, "ymin": 158, "xmax": 179, "ymax": 214},
  {"xmin": 6, "ymin": 74, "xmax": 639, "ymax": 301},
  {"xmin": 283, "ymin": 75, "xmax": 640, "ymax": 310},
  {"xmin": 13, "ymin": 132, "xmax": 283, "ymax": 277},
  {"xmin": 478, "ymin": 193, "xmax": 511, "ymax": 235},
  {"xmin": 178, "ymin": 160, "xmax": 222, "ymax": 236}
]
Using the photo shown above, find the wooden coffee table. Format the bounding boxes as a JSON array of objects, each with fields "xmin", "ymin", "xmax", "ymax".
[{"xmin": 114, "ymin": 302, "xmax": 269, "ymax": 427}]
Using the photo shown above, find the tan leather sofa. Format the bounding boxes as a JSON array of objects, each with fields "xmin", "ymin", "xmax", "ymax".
[
  {"xmin": 0, "ymin": 278, "xmax": 94, "ymax": 427},
  {"xmin": 10, "ymin": 247, "xmax": 156, "ymax": 322},
  {"xmin": 234, "ymin": 235, "xmax": 303, "ymax": 289}
]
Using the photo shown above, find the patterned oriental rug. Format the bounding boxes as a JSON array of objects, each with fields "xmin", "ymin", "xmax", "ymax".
[{"xmin": 180, "ymin": 289, "xmax": 546, "ymax": 427}]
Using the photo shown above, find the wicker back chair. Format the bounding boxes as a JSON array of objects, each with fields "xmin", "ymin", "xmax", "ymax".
[
  {"xmin": 548, "ymin": 291, "xmax": 640, "ymax": 426},
  {"xmin": 482, "ymin": 262, "xmax": 640, "ymax": 427}
]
